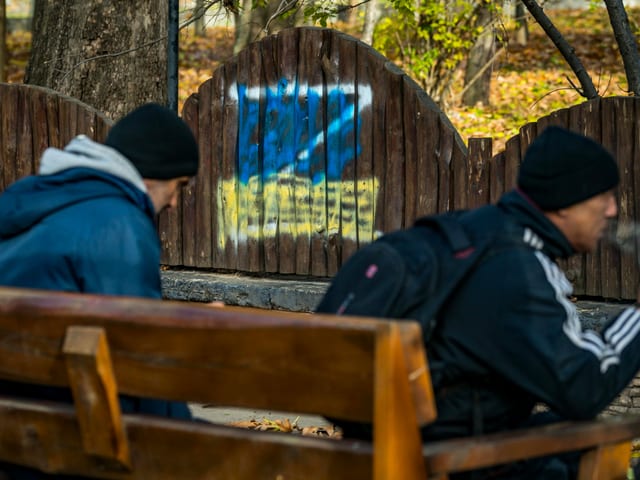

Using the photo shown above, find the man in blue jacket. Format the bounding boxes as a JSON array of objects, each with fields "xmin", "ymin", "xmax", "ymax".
[{"xmin": 0, "ymin": 103, "xmax": 199, "ymax": 478}]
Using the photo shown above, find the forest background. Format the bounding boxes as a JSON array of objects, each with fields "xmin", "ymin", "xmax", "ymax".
[{"xmin": 3, "ymin": 1, "xmax": 638, "ymax": 153}]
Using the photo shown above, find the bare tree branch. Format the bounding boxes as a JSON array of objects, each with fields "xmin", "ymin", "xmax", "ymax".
[
  {"xmin": 520, "ymin": 0, "xmax": 598, "ymax": 99},
  {"xmin": 603, "ymin": 0, "xmax": 640, "ymax": 96}
]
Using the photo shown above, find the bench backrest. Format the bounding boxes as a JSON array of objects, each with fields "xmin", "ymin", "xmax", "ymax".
[{"xmin": 0, "ymin": 286, "xmax": 434, "ymax": 479}]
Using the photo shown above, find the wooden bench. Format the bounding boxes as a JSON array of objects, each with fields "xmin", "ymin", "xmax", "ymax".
[{"xmin": 0, "ymin": 286, "xmax": 639, "ymax": 479}]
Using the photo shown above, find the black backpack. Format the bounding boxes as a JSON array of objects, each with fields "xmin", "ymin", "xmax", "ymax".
[{"xmin": 315, "ymin": 205, "xmax": 524, "ymax": 343}]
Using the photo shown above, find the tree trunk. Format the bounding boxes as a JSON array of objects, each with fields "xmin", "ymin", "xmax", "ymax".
[
  {"xmin": 462, "ymin": 3, "xmax": 494, "ymax": 107},
  {"xmin": 520, "ymin": 0, "xmax": 597, "ymax": 99},
  {"xmin": 233, "ymin": 0, "xmax": 303, "ymax": 54},
  {"xmin": 0, "ymin": 0, "xmax": 6, "ymax": 82},
  {"xmin": 25, "ymin": 0, "xmax": 168, "ymax": 120},
  {"xmin": 515, "ymin": 1, "xmax": 528, "ymax": 46},
  {"xmin": 194, "ymin": 0, "xmax": 206, "ymax": 37},
  {"xmin": 362, "ymin": 0, "xmax": 382, "ymax": 45},
  {"xmin": 603, "ymin": 0, "xmax": 640, "ymax": 96}
]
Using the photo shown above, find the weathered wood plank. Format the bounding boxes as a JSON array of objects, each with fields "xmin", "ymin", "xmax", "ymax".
[
  {"xmin": 600, "ymin": 98, "xmax": 621, "ymax": 299},
  {"xmin": 582, "ymin": 98, "xmax": 603, "ymax": 296},
  {"xmin": 489, "ymin": 151, "xmax": 506, "ymax": 205},
  {"xmin": 15, "ymin": 85, "xmax": 33, "ymax": 180},
  {"xmin": 209, "ymin": 72, "xmax": 225, "ymax": 269},
  {"xmin": 261, "ymin": 35, "xmax": 281, "ymax": 273},
  {"xmin": 180, "ymin": 93, "xmax": 200, "ymax": 267},
  {"xmin": 308, "ymin": 29, "xmax": 330, "ymax": 277},
  {"xmin": 274, "ymin": 28, "xmax": 299, "ymax": 275},
  {"xmin": 337, "ymin": 32, "xmax": 359, "ymax": 265},
  {"xmin": 221, "ymin": 60, "xmax": 239, "ymax": 270},
  {"xmin": 613, "ymin": 98, "xmax": 637, "ymax": 300},
  {"xmin": 63, "ymin": 326, "xmax": 130, "ymax": 467},
  {"xmin": 246, "ymin": 41, "xmax": 266, "ymax": 273},
  {"xmin": 436, "ymin": 119, "xmax": 453, "ymax": 213},
  {"xmin": 195, "ymin": 74, "xmax": 214, "ymax": 269},
  {"xmin": 383, "ymin": 62, "xmax": 405, "ymax": 230},
  {"xmin": 415, "ymin": 97, "xmax": 439, "ymax": 217},
  {"xmin": 467, "ymin": 138, "xmax": 491, "ymax": 209},
  {"xmin": 1, "ymin": 84, "xmax": 18, "ymax": 188}
]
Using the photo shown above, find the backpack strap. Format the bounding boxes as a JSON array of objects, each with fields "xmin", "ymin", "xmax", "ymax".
[{"xmin": 415, "ymin": 214, "xmax": 474, "ymax": 254}]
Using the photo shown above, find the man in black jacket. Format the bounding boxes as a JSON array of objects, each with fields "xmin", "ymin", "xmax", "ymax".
[
  {"xmin": 322, "ymin": 126, "xmax": 637, "ymax": 479},
  {"xmin": 425, "ymin": 126, "xmax": 634, "ymax": 479}
]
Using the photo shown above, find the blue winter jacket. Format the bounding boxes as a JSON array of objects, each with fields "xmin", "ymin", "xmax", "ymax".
[{"xmin": 0, "ymin": 136, "xmax": 191, "ymax": 478}]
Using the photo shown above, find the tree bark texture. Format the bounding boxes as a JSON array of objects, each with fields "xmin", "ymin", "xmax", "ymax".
[
  {"xmin": 520, "ymin": 0, "xmax": 597, "ymax": 99},
  {"xmin": 26, "ymin": 0, "xmax": 168, "ymax": 121},
  {"xmin": 233, "ymin": 0, "xmax": 304, "ymax": 54},
  {"xmin": 462, "ymin": 3, "xmax": 494, "ymax": 107},
  {"xmin": 603, "ymin": 0, "xmax": 640, "ymax": 96},
  {"xmin": 362, "ymin": 0, "xmax": 382, "ymax": 45},
  {"xmin": 515, "ymin": 1, "xmax": 528, "ymax": 46},
  {"xmin": 0, "ymin": 0, "xmax": 6, "ymax": 82}
]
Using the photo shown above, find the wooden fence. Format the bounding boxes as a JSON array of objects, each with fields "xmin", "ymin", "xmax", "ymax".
[
  {"xmin": 0, "ymin": 83, "xmax": 112, "ymax": 191},
  {"xmin": 0, "ymin": 27, "xmax": 639, "ymax": 300}
]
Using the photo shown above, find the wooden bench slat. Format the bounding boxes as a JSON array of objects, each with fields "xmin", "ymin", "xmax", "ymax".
[
  {"xmin": 62, "ymin": 326, "xmax": 130, "ymax": 467},
  {"xmin": 0, "ymin": 397, "xmax": 372, "ymax": 479},
  {"xmin": 423, "ymin": 416, "xmax": 640, "ymax": 475}
]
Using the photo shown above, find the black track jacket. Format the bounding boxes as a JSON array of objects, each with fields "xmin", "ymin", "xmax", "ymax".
[{"xmin": 423, "ymin": 190, "xmax": 640, "ymax": 440}]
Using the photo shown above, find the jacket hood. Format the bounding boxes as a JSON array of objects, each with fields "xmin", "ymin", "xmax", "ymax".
[
  {"xmin": 39, "ymin": 135, "xmax": 147, "ymax": 193},
  {"xmin": 0, "ymin": 137, "xmax": 153, "ymax": 240},
  {"xmin": 498, "ymin": 189, "xmax": 574, "ymax": 259}
]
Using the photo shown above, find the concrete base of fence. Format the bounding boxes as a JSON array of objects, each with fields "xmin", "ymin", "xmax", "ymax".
[{"xmin": 161, "ymin": 269, "xmax": 637, "ymax": 415}]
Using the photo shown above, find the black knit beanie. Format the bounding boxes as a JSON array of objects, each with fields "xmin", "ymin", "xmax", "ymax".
[
  {"xmin": 517, "ymin": 126, "xmax": 619, "ymax": 211},
  {"xmin": 105, "ymin": 103, "xmax": 199, "ymax": 179}
]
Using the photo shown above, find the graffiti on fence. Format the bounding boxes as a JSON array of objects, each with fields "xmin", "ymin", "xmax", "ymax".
[{"xmin": 216, "ymin": 79, "xmax": 380, "ymax": 250}]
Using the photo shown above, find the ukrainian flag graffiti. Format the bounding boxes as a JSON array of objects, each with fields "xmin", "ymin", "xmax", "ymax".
[{"xmin": 216, "ymin": 79, "xmax": 380, "ymax": 250}]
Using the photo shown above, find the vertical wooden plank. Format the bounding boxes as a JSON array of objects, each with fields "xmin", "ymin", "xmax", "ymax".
[
  {"xmin": 355, "ymin": 42, "xmax": 378, "ymax": 250},
  {"xmin": 600, "ymin": 98, "xmax": 621, "ymax": 299},
  {"xmin": 15, "ymin": 86, "xmax": 32, "ymax": 180},
  {"xmin": 567, "ymin": 104, "xmax": 592, "ymax": 296},
  {"xmin": 467, "ymin": 138, "xmax": 492, "ymax": 209},
  {"xmin": 337, "ymin": 32, "xmax": 359, "ymax": 266},
  {"xmin": 30, "ymin": 88, "xmax": 50, "ymax": 172},
  {"xmin": 577, "ymin": 441, "xmax": 632, "ymax": 480},
  {"xmin": 209, "ymin": 71, "xmax": 225, "ymax": 269},
  {"xmin": 583, "ymin": 98, "xmax": 603, "ymax": 297},
  {"xmin": 45, "ymin": 91, "xmax": 62, "ymax": 151},
  {"xmin": 374, "ymin": 323, "xmax": 427, "ymax": 480},
  {"xmin": 489, "ymin": 151, "xmax": 506, "ymax": 205},
  {"xmin": 292, "ymin": 30, "xmax": 313, "ymax": 275},
  {"xmin": 1, "ymin": 84, "xmax": 18, "ymax": 188},
  {"xmin": 309, "ymin": 30, "xmax": 329, "ymax": 277},
  {"xmin": 236, "ymin": 47, "xmax": 252, "ymax": 272},
  {"xmin": 324, "ymin": 31, "xmax": 343, "ymax": 276},
  {"xmin": 261, "ymin": 35, "xmax": 281, "ymax": 273},
  {"xmin": 615, "ymin": 98, "xmax": 637, "ymax": 300},
  {"xmin": 181, "ymin": 93, "xmax": 200, "ymax": 267},
  {"xmin": 370, "ymin": 45, "xmax": 388, "ymax": 239},
  {"xmin": 63, "ymin": 326, "xmax": 130, "ymax": 468},
  {"xmin": 436, "ymin": 119, "xmax": 452, "ymax": 213},
  {"xmin": 221, "ymin": 60, "xmax": 239, "ymax": 270},
  {"xmin": 503, "ymin": 136, "xmax": 521, "ymax": 193},
  {"xmin": 196, "ymin": 74, "xmax": 214, "ymax": 269},
  {"xmin": 402, "ymin": 77, "xmax": 418, "ymax": 226},
  {"xmin": 247, "ymin": 42, "xmax": 265, "ymax": 273},
  {"xmin": 518, "ymin": 122, "xmax": 537, "ymax": 164},
  {"xmin": 632, "ymin": 100, "xmax": 640, "ymax": 301},
  {"xmin": 274, "ymin": 28, "xmax": 299, "ymax": 274},
  {"xmin": 451, "ymin": 141, "xmax": 468, "ymax": 211},
  {"xmin": 383, "ymin": 62, "xmax": 405, "ymax": 230},
  {"xmin": 415, "ymin": 97, "xmax": 439, "ymax": 217}
]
